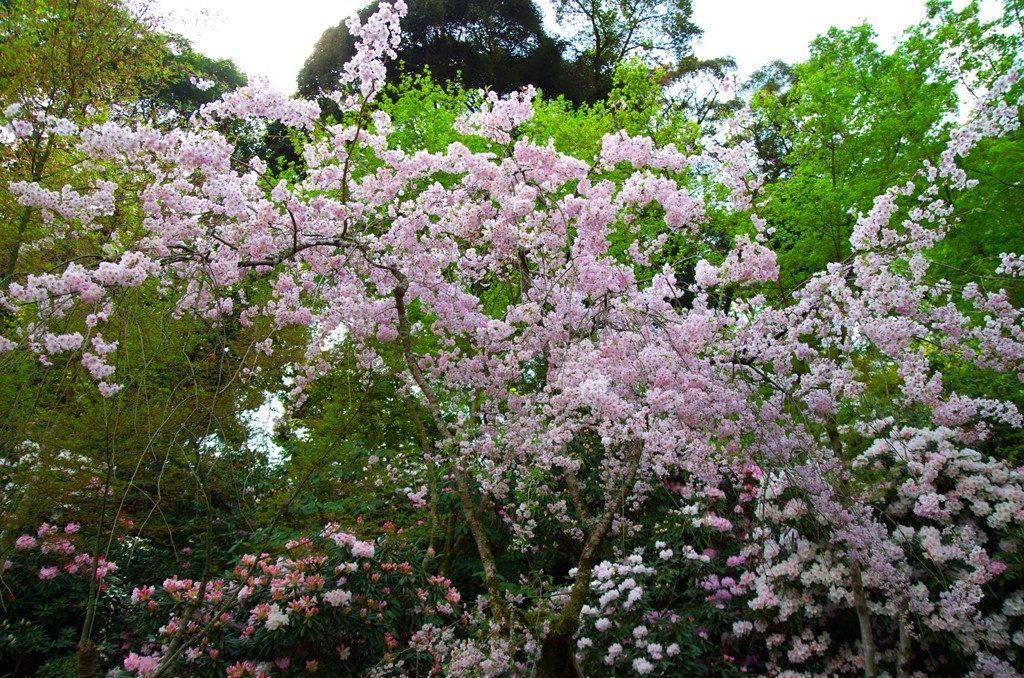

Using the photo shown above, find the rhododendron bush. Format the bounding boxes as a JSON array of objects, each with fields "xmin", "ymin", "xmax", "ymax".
[
  {"xmin": 2, "ymin": 1, "xmax": 1024, "ymax": 675},
  {"xmin": 119, "ymin": 522, "xmax": 473, "ymax": 677},
  {"xmin": 0, "ymin": 520, "xmax": 123, "ymax": 673}
]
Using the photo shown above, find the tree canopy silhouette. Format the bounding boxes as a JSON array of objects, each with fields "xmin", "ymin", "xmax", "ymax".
[{"xmin": 298, "ymin": 0, "xmax": 576, "ymax": 102}]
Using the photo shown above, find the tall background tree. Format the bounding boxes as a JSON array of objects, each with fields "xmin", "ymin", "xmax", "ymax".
[
  {"xmin": 298, "ymin": 0, "xmax": 574, "ymax": 104},
  {"xmin": 554, "ymin": 0, "xmax": 704, "ymax": 100},
  {"xmin": 746, "ymin": 23, "xmax": 959, "ymax": 291}
]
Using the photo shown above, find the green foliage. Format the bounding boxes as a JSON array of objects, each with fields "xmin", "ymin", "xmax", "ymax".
[
  {"xmin": 381, "ymin": 71, "xmax": 474, "ymax": 153},
  {"xmin": 750, "ymin": 23, "xmax": 958, "ymax": 291},
  {"xmin": 148, "ymin": 35, "xmax": 248, "ymax": 119},
  {"xmin": 527, "ymin": 60, "xmax": 700, "ymax": 160},
  {"xmin": 931, "ymin": 127, "xmax": 1024, "ymax": 305},
  {"xmin": 0, "ymin": 0, "xmax": 167, "ymax": 113},
  {"xmin": 926, "ymin": 0, "xmax": 1022, "ymax": 90},
  {"xmin": 741, "ymin": 60, "xmax": 797, "ymax": 183}
]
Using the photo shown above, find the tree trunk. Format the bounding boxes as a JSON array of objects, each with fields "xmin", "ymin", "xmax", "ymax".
[
  {"xmin": 896, "ymin": 612, "xmax": 911, "ymax": 678},
  {"xmin": 75, "ymin": 638, "xmax": 96, "ymax": 678},
  {"xmin": 535, "ymin": 633, "xmax": 584, "ymax": 678},
  {"xmin": 850, "ymin": 562, "xmax": 877, "ymax": 678}
]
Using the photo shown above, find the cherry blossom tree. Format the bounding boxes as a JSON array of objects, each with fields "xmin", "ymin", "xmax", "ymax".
[{"xmin": 2, "ymin": 1, "xmax": 1023, "ymax": 675}]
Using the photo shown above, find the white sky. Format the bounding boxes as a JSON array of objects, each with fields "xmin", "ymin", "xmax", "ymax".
[{"xmin": 151, "ymin": 0, "xmax": 998, "ymax": 93}]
